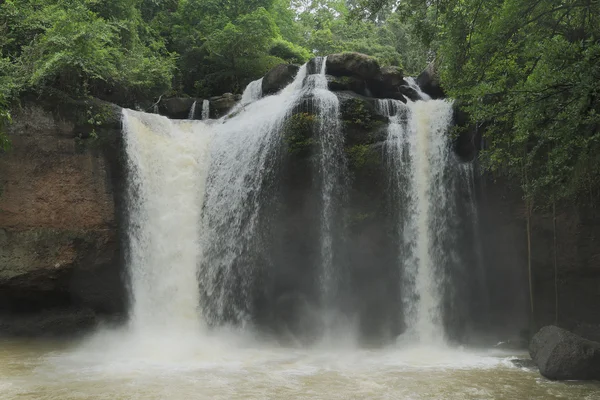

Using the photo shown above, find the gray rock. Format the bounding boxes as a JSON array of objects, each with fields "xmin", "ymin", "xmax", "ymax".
[
  {"xmin": 327, "ymin": 75, "xmax": 369, "ymax": 96},
  {"xmin": 326, "ymin": 52, "xmax": 381, "ymax": 80},
  {"xmin": 398, "ymin": 85, "xmax": 421, "ymax": 102},
  {"xmin": 159, "ymin": 97, "xmax": 198, "ymax": 119},
  {"xmin": 417, "ymin": 62, "xmax": 445, "ymax": 99},
  {"xmin": 262, "ymin": 64, "xmax": 300, "ymax": 95},
  {"xmin": 530, "ymin": 325, "xmax": 600, "ymax": 381},
  {"xmin": 380, "ymin": 66, "xmax": 404, "ymax": 87},
  {"xmin": 210, "ymin": 93, "xmax": 242, "ymax": 119}
]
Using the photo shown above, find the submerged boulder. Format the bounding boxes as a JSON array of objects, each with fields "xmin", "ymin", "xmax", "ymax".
[
  {"xmin": 326, "ymin": 52, "xmax": 381, "ymax": 80},
  {"xmin": 529, "ymin": 325, "xmax": 600, "ymax": 381},
  {"xmin": 262, "ymin": 64, "xmax": 300, "ymax": 95}
]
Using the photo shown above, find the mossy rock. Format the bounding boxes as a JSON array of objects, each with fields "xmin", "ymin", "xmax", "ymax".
[
  {"xmin": 338, "ymin": 94, "xmax": 386, "ymax": 131},
  {"xmin": 283, "ymin": 112, "xmax": 318, "ymax": 156},
  {"xmin": 346, "ymin": 144, "xmax": 381, "ymax": 172}
]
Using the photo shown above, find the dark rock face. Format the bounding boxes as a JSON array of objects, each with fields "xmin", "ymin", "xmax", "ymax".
[
  {"xmin": 210, "ymin": 93, "xmax": 242, "ymax": 119},
  {"xmin": 417, "ymin": 62, "xmax": 445, "ymax": 99},
  {"xmin": 327, "ymin": 75, "xmax": 369, "ymax": 96},
  {"xmin": 0, "ymin": 98, "xmax": 127, "ymax": 337},
  {"xmin": 530, "ymin": 325, "xmax": 600, "ymax": 380},
  {"xmin": 159, "ymin": 97, "xmax": 198, "ymax": 119},
  {"xmin": 574, "ymin": 324, "xmax": 600, "ymax": 343},
  {"xmin": 326, "ymin": 52, "xmax": 381, "ymax": 80},
  {"xmin": 262, "ymin": 64, "xmax": 300, "ymax": 95}
]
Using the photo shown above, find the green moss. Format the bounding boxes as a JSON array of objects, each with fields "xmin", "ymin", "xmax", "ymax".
[
  {"xmin": 346, "ymin": 144, "xmax": 379, "ymax": 170},
  {"xmin": 341, "ymin": 98, "xmax": 382, "ymax": 130},
  {"xmin": 283, "ymin": 112, "xmax": 318, "ymax": 155}
]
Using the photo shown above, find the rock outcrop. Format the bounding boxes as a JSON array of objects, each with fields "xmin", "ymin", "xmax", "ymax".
[
  {"xmin": 417, "ymin": 61, "xmax": 445, "ymax": 99},
  {"xmin": 209, "ymin": 93, "xmax": 241, "ymax": 119},
  {"xmin": 530, "ymin": 325, "xmax": 600, "ymax": 380},
  {"xmin": 262, "ymin": 64, "xmax": 300, "ymax": 95},
  {"xmin": 158, "ymin": 97, "xmax": 198, "ymax": 119},
  {"xmin": 0, "ymin": 95, "xmax": 126, "ymax": 336},
  {"xmin": 326, "ymin": 52, "xmax": 381, "ymax": 80}
]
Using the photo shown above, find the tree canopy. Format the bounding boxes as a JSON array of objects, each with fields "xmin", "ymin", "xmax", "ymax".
[
  {"xmin": 0, "ymin": 0, "xmax": 427, "ymax": 146},
  {"xmin": 361, "ymin": 0, "xmax": 600, "ymax": 206}
]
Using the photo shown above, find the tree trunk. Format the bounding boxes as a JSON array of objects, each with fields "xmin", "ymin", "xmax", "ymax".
[
  {"xmin": 553, "ymin": 201, "xmax": 558, "ymax": 326},
  {"xmin": 526, "ymin": 200, "xmax": 534, "ymax": 330}
]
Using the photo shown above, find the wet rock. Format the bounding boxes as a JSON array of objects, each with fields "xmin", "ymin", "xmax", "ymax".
[
  {"xmin": 398, "ymin": 85, "xmax": 421, "ymax": 102},
  {"xmin": 380, "ymin": 66, "xmax": 404, "ymax": 87},
  {"xmin": 262, "ymin": 64, "xmax": 300, "ymax": 95},
  {"xmin": 0, "ymin": 100, "xmax": 127, "ymax": 337},
  {"xmin": 209, "ymin": 93, "xmax": 242, "ymax": 119},
  {"xmin": 158, "ymin": 97, "xmax": 197, "ymax": 119},
  {"xmin": 530, "ymin": 325, "xmax": 600, "ymax": 380},
  {"xmin": 417, "ymin": 62, "xmax": 445, "ymax": 99},
  {"xmin": 326, "ymin": 52, "xmax": 381, "ymax": 80},
  {"xmin": 369, "ymin": 66, "xmax": 404, "ymax": 98},
  {"xmin": 0, "ymin": 308, "xmax": 97, "ymax": 337},
  {"xmin": 327, "ymin": 75, "xmax": 369, "ymax": 96}
]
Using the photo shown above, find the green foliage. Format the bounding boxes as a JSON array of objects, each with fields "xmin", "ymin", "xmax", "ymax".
[
  {"xmin": 0, "ymin": 94, "xmax": 11, "ymax": 151},
  {"xmin": 361, "ymin": 0, "xmax": 600, "ymax": 205},
  {"xmin": 346, "ymin": 144, "xmax": 377, "ymax": 170},
  {"xmin": 341, "ymin": 97, "xmax": 381, "ymax": 130},
  {"xmin": 269, "ymin": 39, "xmax": 311, "ymax": 64},
  {"xmin": 0, "ymin": 0, "xmax": 175, "ymax": 106},
  {"xmin": 284, "ymin": 112, "xmax": 317, "ymax": 155},
  {"xmin": 0, "ymin": 0, "xmax": 428, "ymax": 111}
]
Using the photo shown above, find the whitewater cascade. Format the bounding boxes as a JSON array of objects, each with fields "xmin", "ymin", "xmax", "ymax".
[
  {"xmin": 202, "ymin": 99, "xmax": 210, "ymax": 120},
  {"xmin": 122, "ymin": 57, "xmax": 473, "ymax": 343},
  {"xmin": 122, "ymin": 110, "xmax": 212, "ymax": 332},
  {"xmin": 306, "ymin": 57, "xmax": 347, "ymax": 308},
  {"xmin": 241, "ymin": 78, "xmax": 263, "ymax": 106},
  {"xmin": 197, "ymin": 66, "xmax": 308, "ymax": 324},
  {"xmin": 188, "ymin": 101, "xmax": 197, "ymax": 120},
  {"xmin": 381, "ymin": 95, "xmax": 458, "ymax": 344}
]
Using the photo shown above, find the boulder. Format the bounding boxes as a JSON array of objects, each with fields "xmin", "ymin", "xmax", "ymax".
[
  {"xmin": 380, "ymin": 66, "xmax": 404, "ymax": 87},
  {"xmin": 209, "ymin": 93, "xmax": 242, "ymax": 119},
  {"xmin": 529, "ymin": 325, "xmax": 600, "ymax": 380},
  {"xmin": 417, "ymin": 61, "xmax": 445, "ymax": 99},
  {"xmin": 159, "ymin": 97, "xmax": 198, "ymax": 119},
  {"xmin": 368, "ymin": 66, "xmax": 404, "ymax": 98},
  {"xmin": 325, "ymin": 52, "xmax": 381, "ymax": 80},
  {"xmin": 262, "ymin": 64, "xmax": 300, "ymax": 95},
  {"xmin": 398, "ymin": 85, "xmax": 421, "ymax": 102},
  {"xmin": 327, "ymin": 75, "xmax": 369, "ymax": 96}
]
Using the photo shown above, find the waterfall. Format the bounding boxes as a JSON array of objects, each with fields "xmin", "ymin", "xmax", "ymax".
[
  {"xmin": 241, "ymin": 78, "xmax": 263, "ymax": 105},
  {"xmin": 198, "ymin": 66, "xmax": 308, "ymax": 324},
  {"xmin": 202, "ymin": 100, "xmax": 210, "ymax": 120},
  {"xmin": 306, "ymin": 56, "xmax": 346, "ymax": 308},
  {"xmin": 404, "ymin": 77, "xmax": 431, "ymax": 101},
  {"xmin": 122, "ymin": 110, "xmax": 213, "ymax": 332},
  {"xmin": 188, "ymin": 101, "xmax": 197, "ymax": 120},
  {"xmin": 381, "ymin": 96, "xmax": 457, "ymax": 345}
]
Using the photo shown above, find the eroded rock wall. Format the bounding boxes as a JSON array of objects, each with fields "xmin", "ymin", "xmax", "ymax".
[{"xmin": 0, "ymin": 98, "xmax": 126, "ymax": 336}]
